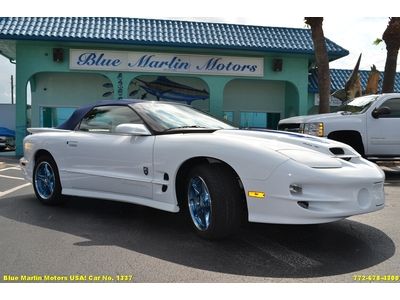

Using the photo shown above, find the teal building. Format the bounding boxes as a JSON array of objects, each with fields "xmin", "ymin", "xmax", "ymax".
[{"xmin": 0, "ymin": 17, "xmax": 348, "ymax": 156}]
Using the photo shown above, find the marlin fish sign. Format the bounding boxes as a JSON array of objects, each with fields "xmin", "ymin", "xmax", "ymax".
[
  {"xmin": 70, "ymin": 49, "xmax": 264, "ymax": 77},
  {"xmin": 135, "ymin": 76, "xmax": 209, "ymax": 104}
]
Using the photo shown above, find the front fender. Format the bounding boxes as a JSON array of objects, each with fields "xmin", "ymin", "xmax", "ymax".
[{"xmin": 151, "ymin": 133, "xmax": 290, "ymax": 208}]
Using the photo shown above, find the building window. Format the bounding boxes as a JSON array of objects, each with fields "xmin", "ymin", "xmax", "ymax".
[
  {"xmin": 267, "ymin": 112, "xmax": 281, "ymax": 129},
  {"xmin": 40, "ymin": 107, "xmax": 76, "ymax": 128},
  {"xmin": 379, "ymin": 98, "xmax": 400, "ymax": 118},
  {"xmin": 240, "ymin": 112, "xmax": 266, "ymax": 128},
  {"xmin": 223, "ymin": 111, "xmax": 234, "ymax": 123},
  {"xmin": 239, "ymin": 112, "xmax": 281, "ymax": 129}
]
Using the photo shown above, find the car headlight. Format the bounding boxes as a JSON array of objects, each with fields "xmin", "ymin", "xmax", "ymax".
[
  {"xmin": 24, "ymin": 142, "xmax": 33, "ymax": 152},
  {"xmin": 301, "ymin": 122, "xmax": 324, "ymax": 137}
]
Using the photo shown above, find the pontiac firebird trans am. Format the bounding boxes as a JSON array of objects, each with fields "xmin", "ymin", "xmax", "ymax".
[{"xmin": 20, "ymin": 100, "xmax": 385, "ymax": 239}]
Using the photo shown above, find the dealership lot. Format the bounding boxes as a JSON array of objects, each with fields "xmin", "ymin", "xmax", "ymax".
[{"xmin": 0, "ymin": 158, "xmax": 399, "ymax": 283}]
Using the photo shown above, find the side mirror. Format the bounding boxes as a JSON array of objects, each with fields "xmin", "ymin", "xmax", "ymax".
[
  {"xmin": 114, "ymin": 123, "xmax": 151, "ymax": 136},
  {"xmin": 372, "ymin": 106, "xmax": 391, "ymax": 119}
]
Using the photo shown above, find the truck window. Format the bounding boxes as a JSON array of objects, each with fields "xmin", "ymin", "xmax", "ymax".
[{"xmin": 379, "ymin": 98, "xmax": 400, "ymax": 118}]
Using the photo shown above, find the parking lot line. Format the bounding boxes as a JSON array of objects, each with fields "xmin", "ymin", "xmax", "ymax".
[
  {"xmin": 0, "ymin": 166, "xmax": 21, "ymax": 172},
  {"xmin": 0, "ymin": 183, "xmax": 31, "ymax": 198},
  {"xmin": 0, "ymin": 174, "xmax": 26, "ymax": 181}
]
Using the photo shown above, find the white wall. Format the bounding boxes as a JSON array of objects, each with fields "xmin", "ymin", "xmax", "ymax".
[
  {"xmin": 31, "ymin": 73, "xmax": 113, "ymax": 127},
  {"xmin": 223, "ymin": 79, "xmax": 285, "ymax": 125}
]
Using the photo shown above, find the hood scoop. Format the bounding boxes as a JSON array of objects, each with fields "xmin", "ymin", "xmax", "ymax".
[
  {"xmin": 329, "ymin": 147, "xmax": 359, "ymax": 161},
  {"xmin": 278, "ymin": 149, "xmax": 343, "ymax": 168}
]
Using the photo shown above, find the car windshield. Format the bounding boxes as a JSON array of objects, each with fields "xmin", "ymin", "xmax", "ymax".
[
  {"xmin": 133, "ymin": 102, "xmax": 236, "ymax": 133},
  {"xmin": 334, "ymin": 95, "xmax": 378, "ymax": 114}
]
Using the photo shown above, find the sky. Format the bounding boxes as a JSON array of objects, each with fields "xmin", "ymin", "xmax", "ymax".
[{"xmin": 0, "ymin": 1, "xmax": 396, "ymax": 104}]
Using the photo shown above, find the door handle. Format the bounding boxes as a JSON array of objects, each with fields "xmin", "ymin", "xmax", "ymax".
[{"xmin": 66, "ymin": 141, "xmax": 78, "ymax": 147}]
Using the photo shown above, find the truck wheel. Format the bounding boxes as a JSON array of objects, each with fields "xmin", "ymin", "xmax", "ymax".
[
  {"xmin": 328, "ymin": 131, "xmax": 365, "ymax": 157},
  {"xmin": 185, "ymin": 164, "xmax": 243, "ymax": 239}
]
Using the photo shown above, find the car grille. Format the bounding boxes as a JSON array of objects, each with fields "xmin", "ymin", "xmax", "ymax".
[{"xmin": 277, "ymin": 123, "xmax": 301, "ymax": 133}]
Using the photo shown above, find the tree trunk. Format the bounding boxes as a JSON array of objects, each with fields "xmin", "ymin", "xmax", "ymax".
[
  {"xmin": 382, "ymin": 48, "xmax": 399, "ymax": 93},
  {"xmin": 382, "ymin": 17, "xmax": 400, "ymax": 93},
  {"xmin": 305, "ymin": 18, "xmax": 331, "ymax": 114}
]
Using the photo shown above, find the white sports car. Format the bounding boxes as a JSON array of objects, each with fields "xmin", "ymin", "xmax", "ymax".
[{"xmin": 20, "ymin": 100, "xmax": 385, "ymax": 239}]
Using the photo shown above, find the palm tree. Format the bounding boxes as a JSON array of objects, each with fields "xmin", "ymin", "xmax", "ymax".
[
  {"xmin": 305, "ymin": 17, "xmax": 331, "ymax": 113},
  {"xmin": 381, "ymin": 17, "xmax": 400, "ymax": 93}
]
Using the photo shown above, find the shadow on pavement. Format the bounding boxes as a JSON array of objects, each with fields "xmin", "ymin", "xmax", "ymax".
[
  {"xmin": 0, "ymin": 194, "xmax": 395, "ymax": 278},
  {"xmin": 383, "ymin": 169, "xmax": 400, "ymax": 187}
]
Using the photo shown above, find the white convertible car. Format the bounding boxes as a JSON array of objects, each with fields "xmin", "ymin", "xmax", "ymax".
[{"xmin": 20, "ymin": 100, "xmax": 385, "ymax": 239}]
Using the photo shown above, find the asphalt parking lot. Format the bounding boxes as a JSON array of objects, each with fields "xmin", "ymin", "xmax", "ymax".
[{"xmin": 0, "ymin": 157, "xmax": 399, "ymax": 283}]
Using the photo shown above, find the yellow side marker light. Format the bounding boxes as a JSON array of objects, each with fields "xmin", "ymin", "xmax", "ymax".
[{"xmin": 248, "ymin": 191, "xmax": 265, "ymax": 198}]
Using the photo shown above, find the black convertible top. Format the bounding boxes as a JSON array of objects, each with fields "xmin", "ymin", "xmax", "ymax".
[{"xmin": 56, "ymin": 99, "xmax": 144, "ymax": 130}]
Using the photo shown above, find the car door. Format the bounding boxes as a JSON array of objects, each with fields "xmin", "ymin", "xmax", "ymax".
[
  {"xmin": 61, "ymin": 105, "xmax": 155, "ymax": 199},
  {"xmin": 367, "ymin": 97, "xmax": 400, "ymax": 156}
]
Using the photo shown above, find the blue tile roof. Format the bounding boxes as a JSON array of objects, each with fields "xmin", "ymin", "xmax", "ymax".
[
  {"xmin": 309, "ymin": 68, "xmax": 400, "ymax": 93},
  {"xmin": 0, "ymin": 17, "xmax": 348, "ymax": 58}
]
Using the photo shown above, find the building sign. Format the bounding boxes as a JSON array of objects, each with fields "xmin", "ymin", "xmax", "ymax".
[{"xmin": 70, "ymin": 49, "xmax": 264, "ymax": 77}]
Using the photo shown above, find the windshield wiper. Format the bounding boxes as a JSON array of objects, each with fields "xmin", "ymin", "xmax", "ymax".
[{"xmin": 165, "ymin": 125, "xmax": 207, "ymax": 131}]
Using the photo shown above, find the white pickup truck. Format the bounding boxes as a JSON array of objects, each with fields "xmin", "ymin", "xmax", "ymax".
[{"xmin": 278, "ymin": 93, "xmax": 400, "ymax": 160}]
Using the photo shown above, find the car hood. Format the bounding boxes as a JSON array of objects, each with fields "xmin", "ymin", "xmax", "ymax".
[
  {"xmin": 278, "ymin": 112, "xmax": 349, "ymax": 124},
  {"xmin": 213, "ymin": 129, "xmax": 358, "ymax": 168}
]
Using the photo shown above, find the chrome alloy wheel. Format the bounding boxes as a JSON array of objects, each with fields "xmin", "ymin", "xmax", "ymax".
[
  {"xmin": 188, "ymin": 176, "xmax": 212, "ymax": 231},
  {"xmin": 34, "ymin": 161, "xmax": 56, "ymax": 200}
]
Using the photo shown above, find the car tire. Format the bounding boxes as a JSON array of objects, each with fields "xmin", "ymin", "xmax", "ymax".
[
  {"xmin": 185, "ymin": 163, "xmax": 243, "ymax": 239},
  {"xmin": 33, "ymin": 155, "xmax": 64, "ymax": 205}
]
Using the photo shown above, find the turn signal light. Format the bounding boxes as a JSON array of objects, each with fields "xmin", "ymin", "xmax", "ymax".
[{"xmin": 248, "ymin": 191, "xmax": 265, "ymax": 198}]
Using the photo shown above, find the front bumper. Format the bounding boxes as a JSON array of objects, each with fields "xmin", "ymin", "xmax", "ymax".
[
  {"xmin": 244, "ymin": 157, "xmax": 385, "ymax": 224},
  {"xmin": 0, "ymin": 137, "xmax": 15, "ymax": 148},
  {"xmin": 19, "ymin": 157, "xmax": 32, "ymax": 183}
]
